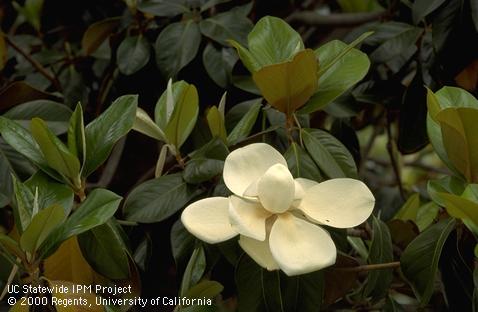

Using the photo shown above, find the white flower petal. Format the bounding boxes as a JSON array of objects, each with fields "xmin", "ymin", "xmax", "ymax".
[
  {"xmin": 229, "ymin": 195, "xmax": 271, "ymax": 241},
  {"xmin": 239, "ymin": 235, "xmax": 279, "ymax": 271},
  {"xmin": 294, "ymin": 178, "xmax": 319, "ymax": 200},
  {"xmin": 269, "ymin": 213, "xmax": 336, "ymax": 276},
  {"xmin": 181, "ymin": 197, "xmax": 237, "ymax": 244},
  {"xmin": 257, "ymin": 164, "xmax": 295, "ymax": 213},
  {"xmin": 299, "ymin": 178, "xmax": 375, "ymax": 228},
  {"xmin": 223, "ymin": 143, "xmax": 287, "ymax": 196}
]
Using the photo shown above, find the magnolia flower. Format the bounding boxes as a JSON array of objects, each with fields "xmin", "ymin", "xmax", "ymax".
[{"xmin": 181, "ymin": 143, "xmax": 375, "ymax": 276}]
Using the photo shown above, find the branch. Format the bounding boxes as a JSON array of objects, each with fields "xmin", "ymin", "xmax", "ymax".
[
  {"xmin": 287, "ymin": 10, "xmax": 386, "ymax": 26},
  {"xmin": 5, "ymin": 36, "xmax": 62, "ymax": 91},
  {"xmin": 334, "ymin": 261, "xmax": 400, "ymax": 272}
]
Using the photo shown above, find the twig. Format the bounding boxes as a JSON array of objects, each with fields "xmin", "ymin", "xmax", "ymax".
[
  {"xmin": 5, "ymin": 36, "xmax": 62, "ymax": 91},
  {"xmin": 347, "ymin": 228, "xmax": 369, "ymax": 239},
  {"xmin": 287, "ymin": 10, "xmax": 386, "ymax": 26},
  {"xmin": 386, "ymin": 112, "xmax": 406, "ymax": 200},
  {"xmin": 334, "ymin": 261, "xmax": 400, "ymax": 272}
]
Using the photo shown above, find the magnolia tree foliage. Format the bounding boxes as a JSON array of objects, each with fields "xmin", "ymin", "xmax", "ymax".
[{"xmin": 0, "ymin": 0, "xmax": 478, "ymax": 311}]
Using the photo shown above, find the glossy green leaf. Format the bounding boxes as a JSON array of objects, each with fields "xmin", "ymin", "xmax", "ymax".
[
  {"xmin": 252, "ymin": 49, "xmax": 318, "ymax": 115},
  {"xmin": 4, "ymin": 100, "xmax": 72, "ymax": 135},
  {"xmin": 227, "ymin": 99, "xmax": 261, "ymax": 145},
  {"xmin": 132, "ymin": 107, "xmax": 166, "ymax": 141},
  {"xmin": 123, "ymin": 173, "xmax": 201, "ymax": 223},
  {"xmin": 369, "ymin": 25, "xmax": 422, "ymax": 63},
  {"xmin": 0, "ymin": 148, "xmax": 14, "ymax": 207},
  {"xmin": 400, "ymin": 218, "xmax": 455, "ymax": 305},
  {"xmin": 363, "ymin": 216, "xmax": 393, "ymax": 299},
  {"xmin": 67, "ymin": 103, "xmax": 86, "ymax": 168},
  {"xmin": 12, "ymin": 177, "xmax": 34, "ymax": 233},
  {"xmin": 438, "ymin": 192, "xmax": 478, "ymax": 225},
  {"xmin": 394, "ymin": 193, "xmax": 421, "ymax": 221},
  {"xmin": 415, "ymin": 202, "xmax": 440, "ymax": 232},
  {"xmin": 183, "ymin": 158, "xmax": 224, "ymax": 184},
  {"xmin": 412, "ymin": 0, "xmax": 447, "ymax": 23},
  {"xmin": 171, "ymin": 219, "xmax": 195, "ymax": 267},
  {"xmin": 117, "ymin": 35, "xmax": 150, "ymax": 75},
  {"xmin": 199, "ymin": 3, "xmax": 252, "ymax": 46},
  {"xmin": 39, "ymin": 188, "xmax": 122, "ymax": 258},
  {"xmin": 84, "ymin": 94, "xmax": 137, "ymax": 176},
  {"xmin": 20, "ymin": 204, "xmax": 65, "ymax": 253},
  {"xmin": 25, "ymin": 172, "xmax": 74, "ymax": 215},
  {"xmin": 31, "ymin": 117, "xmax": 81, "ymax": 186},
  {"xmin": 300, "ymin": 39, "xmax": 370, "ymax": 113},
  {"xmin": 78, "ymin": 219, "xmax": 130, "ymax": 280},
  {"xmin": 185, "ymin": 280, "xmax": 224, "ymax": 299},
  {"xmin": 436, "ymin": 107, "xmax": 478, "ymax": 182},
  {"xmin": 285, "ymin": 142, "xmax": 322, "ymax": 181},
  {"xmin": 155, "ymin": 20, "xmax": 201, "ymax": 79},
  {"xmin": 427, "ymin": 175, "xmax": 465, "ymax": 207},
  {"xmin": 302, "ymin": 128, "xmax": 358, "ymax": 179},
  {"xmin": 137, "ymin": 0, "xmax": 189, "ymax": 17}
]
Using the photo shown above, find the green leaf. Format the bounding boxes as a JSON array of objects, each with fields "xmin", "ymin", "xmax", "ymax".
[
  {"xmin": 163, "ymin": 83, "xmax": 199, "ymax": 149},
  {"xmin": 155, "ymin": 20, "xmax": 201, "ymax": 79},
  {"xmin": 4, "ymin": 100, "xmax": 73, "ymax": 135},
  {"xmin": 206, "ymin": 106, "xmax": 227, "ymax": 142},
  {"xmin": 132, "ymin": 107, "xmax": 166, "ymax": 141},
  {"xmin": 363, "ymin": 216, "xmax": 393, "ymax": 299},
  {"xmin": 117, "ymin": 35, "xmax": 150, "ymax": 75},
  {"xmin": 437, "ymin": 192, "xmax": 478, "ymax": 225},
  {"xmin": 412, "ymin": 0, "xmax": 447, "ymax": 23},
  {"xmin": 183, "ymin": 158, "xmax": 224, "ymax": 184},
  {"xmin": 247, "ymin": 16, "xmax": 304, "ymax": 67},
  {"xmin": 67, "ymin": 103, "xmax": 86, "ymax": 168},
  {"xmin": 180, "ymin": 245, "xmax": 206, "ymax": 297},
  {"xmin": 81, "ymin": 17, "xmax": 121, "ymax": 55},
  {"xmin": 137, "ymin": 0, "xmax": 189, "ymax": 17},
  {"xmin": 123, "ymin": 173, "xmax": 201, "ymax": 223},
  {"xmin": 31, "ymin": 118, "xmax": 81, "ymax": 186},
  {"xmin": 400, "ymin": 218, "xmax": 456, "ymax": 305},
  {"xmin": 78, "ymin": 219, "xmax": 130, "ymax": 280},
  {"xmin": 302, "ymin": 128, "xmax": 358, "ymax": 179},
  {"xmin": 300, "ymin": 39, "xmax": 370, "ymax": 113},
  {"xmin": 12, "ymin": 177, "xmax": 34, "ymax": 233},
  {"xmin": 171, "ymin": 219, "xmax": 195, "ymax": 267},
  {"xmin": 227, "ymin": 99, "xmax": 261, "ymax": 145},
  {"xmin": 39, "ymin": 188, "xmax": 122, "ymax": 258},
  {"xmin": 0, "ymin": 116, "xmax": 59, "ymax": 179},
  {"xmin": 20, "ymin": 204, "xmax": 65, "ymax": 253},
  {"xmin": 284, "ymin": 142, "xmax": 323, "ymax": 181},
  {"xmin": 202, "ymin": 44, "xmax": 238, "ymax": 88},
  {"xmin": 185, "ymin": 280, "xmax": 224, "ymax": 299},
  {"xmin": 427, "ymin": 175, "xmax": 465, "ymax": 207},
  {"xmin": 415, "ymin": 202, "xmax": 440, "ymax": 232},
  {"xmin": 394, "ymin": 193, "xmax": 421, "ymax": 221},
  {"xmin": 25, "ymin": 172, "xmax": 74, "ymax": 215},
  {"xmin": 436, "ymin": 107, "xmax": 478, "ymax": 182},
  {"xmin": 199, "ymin": 3, "xmax": 252, "ymax": 46},
  {"xmin": 369, "ymin": 25, "xmax": 422, "ymax": 63},
  {"xmin": 0, "ymin": 148, "xmax": 14, "ymax": 207},
  {"xmin": 188, "ymin": 137, "xmax": 229, "ymax": 161},
  {"xmin": 84, "ymin": 94, "xmax": 138, "ymax": 176}
]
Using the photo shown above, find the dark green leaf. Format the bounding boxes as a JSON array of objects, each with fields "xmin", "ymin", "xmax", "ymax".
[
  {"xmin": 0, "ymin": 148, "xmax": 14, "ymax": 207},
  {"xmin": 235, "ymin": 254, "xmax": 266, "ymax": 312},
  {"xmin": 227, "ymin": 99, "xmax": 261, "ymax": 145},
  {"xmin": 183, "ymin": 158, "xmax": 224, "ymax": 184},
  {"xmin": 117, "ymin": 35, "xmax": 150, "ymax": 75},
  {"xmin": 171, "ymin": 219, "xmax": 195, "ymax": 267},
  {"xmin": 81, "ymin": 17, "xmax": 121, "ymax": 55},
  {"xmin": 180, "ymin": 245, "xmax": 206, "ymax": 297},
  {"xmin": 431, "ymin": 0, "xmax": 463, "ymax": 52},
  {"xmin": 39, "ymin": 188, "xmax": 122, "ymax": 258},
  {"xmin": 202, "ymin": 44, "xmax": 237, "ymax": 88},
  {"xmin": 137, "ymin": 0, "xmax": 189, "ymax": 17},
  {"xmin": 188, "ymin": 137, "xmax": 229, "ymax": 161},
  {"xmin": 199, "ymin": 4, "xmax": 252, "ymax": 46},
  {"xmin": 4, "ymin": 100, "xmax": 72, "ymax": 135},
  {"xmin": 123, "ymin": 173, "xmax": 201, "ymax": 223},
  {"xmin": 78, "ymin": 219, "xmax": 130, "ymax": 280},
  {"xmin": 284, "ymin": 142, "xmax": 322, "ymax": 181},
  {"xmin": 155, "ymin": 20, "xmax": 201, "ymax": 79},
  {"xmin": 400, "ymin": 218, "xmax": 456, "ymax": 305},
  {"xmin": 302, "ymin": 128, "xmax": 358, "ymax": 179},
  {"xmin": 84, "ymin": 95, "xmax": 138, "ymax": 176},
  {"xmin": 363, "ymin": 216, "xmax": 393, "ymax": 300},
  {"xmin": 67, "ymin": 103, "xmax": 86, "ymax": 168},
  {"xmin": 185, "ymin": 280, "xmax": 223, "ymax": 299},
  {"xmin": 412, "ymin": 0, "xmax": 447, "ymax": 23},
  {"xmin": 12, "ymin": 177, "xmax": 34, "ymax": 233}
]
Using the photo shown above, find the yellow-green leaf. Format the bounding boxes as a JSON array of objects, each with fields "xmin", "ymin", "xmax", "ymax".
[
  {"xmin": 252, "ymin": 49, "xmax": 318, "ymax": 115},
  {"xmin": 436, "ymin": 107, "xmax": 478, "ymax": 182},
  {"xmin": 132, "ymin": 107, "xmax": 166, "ymax": 141},
  {"xmin": 439, "ymin": 192, "xmax": 478, "ymax": 225},
  {"xmin": 20, "ymin": 204, "xmax": 65, "ymax": 253},
  {"xmin": 81, "ymin": 17, "xmax": 120, "ymax": 55},
  {"xmin": 206, "ymin": 106, "xmax": 227, "ymax": 142},
  {"xmin": 395, "ymin": 193, "xmax": 421, "ymax": 221},
  {"xmin": 48, "ymin": 280, "xmax": 104, "ymax": 312},
  {"xmin": 31, "ymin": 118, "xmax": 81, "ymax": 187},
  {"xmin": 426, "ymin": 87, "xmax": 441, "ymax": 122}
]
